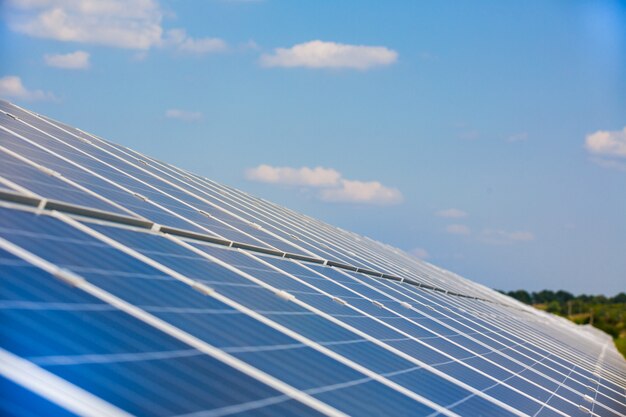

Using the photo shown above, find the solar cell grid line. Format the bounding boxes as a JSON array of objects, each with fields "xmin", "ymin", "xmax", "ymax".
[
  {"xmin": 388, "ymin": 284, "xmax": 626, "ymax": 409},
  {"xmin": 258, "ymin": 203, "xmax": 454, "ymax": 284},
  {"xmin": 0, "ymin": 173, "xmax": 35, "ymax": 197},
  {"xmin": 180, "ymin": 182, "xmax": 410, "ymax": 276},
  {"xmin": 589, "ymin": 346, "xmax": 624, "ymax": 417},
  {"xmin": 70, "ymin": 147, "xmax": 468, "ymax": 300},
  {"xmin": 397, "ymin": 260, "xmax": 525, "ymax": 310},
  {"xmin": 60, "ymin": 218, "xmax": 473, "ymax": 417},
  {"xmin": 76, "ymin": 148, "xmax": 367, "ymax": 270},
  {"xmin": 436, "ymin": 293, "xmax": 624, "ymax": 385},
  {"xmin": 56, "ymin": 211, "xmax": 528, "ymax": 416},
  {"xmin": 342, "ymin": 231, "xmax": 497, "ymax": 301},
  {"xmin": 0, "ymin": 127, "xmax": 172, "ymax": 225},
  {"xmin": 95, "ymin": 160, "xmax": 381, "ymax": 269},
  {"xmin": 65, "ymin": 217, "xmax": 526, "ymax": 417},
  {"xmin": 2, "ymin": 241, "xmax": 346, "ymax": 415},
  {"xmin": 407, "ymin": 298, "xmax": 604, "ymax": 397},
  {"xmin": 357, "ymin": 244, "xmax": 490, "ymax": 299},
  {"xmin": 0, "ymin": 113, "xmax": 285, "ymax": 252},
  {"xmin": 2, "ymin": 102, "xmax": 314, "ymax": 258},
  {"xmin": 2, "ymin": 101, "xmax": 624, "ymax": 415},
  {"xmin": 166, "ymin": 249, "xmax": 540, "ymax": 414},
  {"xmin": 0, "ymin": 210, "xmax": 362, "ymax": 417},
  {"xmin": 370, "ymin": 279, "xmax": 616, "ymax": 388},
  {"xmin": 480, "ymin": 314, "xmax": 626, "ymax": 397},
  {"xmin": 3, "ymin": 206, "xmax": 464, "ymax": 415},
  {"xmin": 2, "ymin": 112, "xmax": 262, "ymax": 249},
  {"xmin": 2, "ymin": 204, "xmax": 444, "ymax": 416},
  {"xmin": 0, "ymin": 251, "xmax": 330, "ymax": 417},
  {"xmin": 239, "ymin": 254, "xmax": 603, "ymax": 417},
  {"xmin": 407, "ymin": 300, "xmax": 626, "ymax": 415},
  {"xmin": 0, "ymin": 374, "xmax": 82, "ymax": 417},
  {"xmin": 340, "ymin": 240, "xmax": 488, "ymax": 299},
  {"xmin": 0, "ymin": 121, "xmax": 235, "ymax": 235},
  {"xmin": 0, "ymin": 348, "xmax": 131, "ymax": 417},
  {"xmin": 196, "ymin": 252, "xmax": 604, "ymax": 416},
  {"xmin": 533, "ymin": 364, "xmax": 579, "ymax": 417},
  {"xmin": 160, "ymin": 174, "xmax": 459, "ymax": 294},
  {"xmin": 225, "ymin": 196, "xmax": 478, "ymax": 296},
  {"xmin": 0, "ymin": 144, "xmax": 138, "ymax": 218},
  {"xmin": 318, "ymin": 267, "xmax": 626, "ymax": 414},
  {"xmin": 394, "ymin": 282, "xmax": 608, "ymax": 376},
  {"xmin": 2, "ymin": 123, "xmax": 292, "ymax": 254},
  {"xmin": 264, "ymin": 259, "xmax": 619, "ymax": 414},
  {"xmin": 166, "ymin": 242, "xmax": 576, "ymax": 417},
  {"xmin": 124, "ymin": 154, "xmax": 476, "ymax": 298},
  {"xmin": 48, "ymin": 126, "xmax": 320, "ymax": 261}
]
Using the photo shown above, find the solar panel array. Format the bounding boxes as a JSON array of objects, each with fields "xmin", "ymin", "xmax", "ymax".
[{"xmin": 0, "ymin": 98, "xmax": 624, "ymax": 417}]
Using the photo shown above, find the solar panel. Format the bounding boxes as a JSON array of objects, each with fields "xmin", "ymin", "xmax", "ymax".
[{"xmin": 1, "ymin": 99, "xmax": 624, "ymax": 417}]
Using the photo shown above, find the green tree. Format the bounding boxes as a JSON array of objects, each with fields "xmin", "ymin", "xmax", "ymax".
[
  {"xmin": 507, "ymin": 290, "xmax": 532, "ymax": 304},
  {"xmin": 546, "ymin": 300, "xmax": 561, "ymax": 314}
]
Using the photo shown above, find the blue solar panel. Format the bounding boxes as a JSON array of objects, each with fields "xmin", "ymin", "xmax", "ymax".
[
  {"xmin": 0, "ymin": 207, "xmax": 441, "ymax": 416},
  {"xmin": 0, "ymin": 244, "xmax": 330, "ymax": 416},
  {"xmin": 1, "ymin": 99, "xmax": 624, "ymax": 417},
  {"xmin": 0, "ymin": 376, "xmax": 78, "ymax": 417}
]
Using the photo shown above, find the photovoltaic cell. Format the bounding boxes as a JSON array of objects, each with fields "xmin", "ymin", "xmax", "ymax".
[
  {"xmin": 0, "ymin": 244, "xmax": 328, "ymax": 417},
  {"xmin": 1, "ymin": 99, "xmax": 624, "ymax": 417}
]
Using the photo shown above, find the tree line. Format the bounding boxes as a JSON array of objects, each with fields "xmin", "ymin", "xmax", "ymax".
[{"xmin": 498, "ymin": 289, "xmax": 626, "ymax": 358}]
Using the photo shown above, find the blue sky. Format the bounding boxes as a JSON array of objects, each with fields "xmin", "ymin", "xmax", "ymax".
[{"xmin": 1, "ymin": 0, "xmax": 625, "ymax": 295}]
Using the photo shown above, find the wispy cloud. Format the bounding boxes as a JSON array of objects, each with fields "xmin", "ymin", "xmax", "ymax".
[
  {"xmin": 435, "ymin": 208, "xmax": 467, "ymax": 218},
  {"xmin": 506, "ymin": 132, "xmax": 528, "ymax": 143},
  {"xmin": 245, "ymin": 165, "xmax": 340, "ymax": 187},
  {"xmin": 409, "ymin": 247, "xmax": 430, "ymax": 259},
  {"xmin": 445, "ymin": 224, "xmax": 471, "ymax": 235},
  {"xmin": 459, "ymin": 129, "xmax": 480, "ymax": 140},
  {"xmin": 6, "ymin": 1, "xmax": 226, "ymax": 54},
  {"xmin": 479, "ymin": 229, "xmax": 534, "ymax": 245},
  {"xmin": 6, "ymin": 0, "xmax": 163, "ymax": 49},
  {"xmin": 418, "ymin": 51, "xmax": 437, "ymax": 62},
  {"xmin": 590, "ymin": 157, "xmax": 626, "ymax": 172},
  {"xmin": 319, "ymin": 179, "xmax": 403, "ymax": 205},
  {"xmin": 44, "ymin": 51, "xmax": 90, "ymax": 69},
  {"xmin": 0, "ymin": 75, "xmax": 56, "ymax": 101},
  {"xmin": 260, "ymin": 40, "xmax": 398, "ymax": 70},
  {"xmin": 163, "ymin": 29, "xmax": 227, "ymax": 54},
  {"xmin": 245, "ymin": 164, "xmax": 402, "ymax": 205},
  {"xmin": 165, "ymin": 109, "xmax": 203, "ymax": 122}
]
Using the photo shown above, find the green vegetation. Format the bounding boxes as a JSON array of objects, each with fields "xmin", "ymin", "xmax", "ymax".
[{"xmin": 499, "ymin": 290, "xmax": 626, "ymax": 359}]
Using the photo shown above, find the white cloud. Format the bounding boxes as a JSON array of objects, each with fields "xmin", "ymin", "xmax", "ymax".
[
  {"xmin": 6, "ymin": 1, "xmax": 227, "ymax": 54},
  {"xmin": 44, "ymin": 50, "xmax": 90, "ymax": 69},
  {"xmin": 7, "ymin": 0, "xmax": 163, "ymax": 49},
  {"xmin": 585, "ymin": 127, "xmax": 626, "ymax": 158},
  {"xmin": 245, "ymin": 164, "xmax": 402, "ymax": 205},
  {"xmin": 165, "ymin": 109, "xmax": 202, "ymax": 122},
  {"xmin": 435, "ymin": 208, "xmax": 467, "ymax": 218},
  {"xmin": 590, "ymin": 157, "xmax": 626, "ymax": 172},
  {"xmin": 418, "ymin": 51, "xmax": 437, "ymax": 61},
  {"xmin": 507, "ymin": 132, "xmax": 528, "ymax": 143},
  {"xmin": 163, "ymin": 29, "xmax": 227, "ymax": 54},
  {"xmin": 320, "ymin": 179, "xmax": 403, "ymax": 205},
  {"xmin": 260, "ymin": 40, "xmax": 398, "ymax": 70},
  {"xmin": 479, "ymin": 229, "xmax": 534, "ymax": 245},
  {"xmin": 409, "ymin": 248, "xmax": 430, "ymax": 259},
  {"xmin": 245, "ymin": 165, "xmax": 341, "ymax": 187},
  {"xmin": 459, "ymin": 129, "xmax": 480, "ymax": 140},
  {"xmin": 445, "ymin": 224, "xmax": 471, "ymax": 235},
  {"xmin": 0, "ymin": 75, "xmax": 56, "ymax": 101}
]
